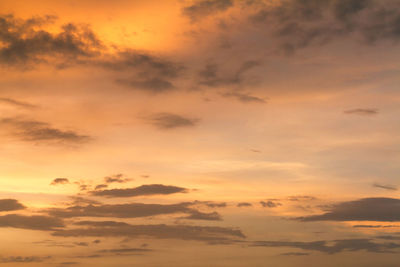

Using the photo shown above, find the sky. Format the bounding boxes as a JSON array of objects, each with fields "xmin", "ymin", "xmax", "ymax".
[{"xmin": 0, "ymin": 0, "xmax": 400, "ymax": 266}]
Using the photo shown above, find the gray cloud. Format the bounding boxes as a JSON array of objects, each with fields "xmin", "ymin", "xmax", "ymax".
[
  {"xmin": 52, "ymin": 222, "xmax": 245, "ymax": 243},
  {"xmin": 250, "ymin": 0, "xmax": 400, "ymax": 53},
  {"xmin": 237, "ymin": 202, "xmax": 252, "ymax": 207},
  {"xmin": 0, "ymin": 117, "xmax": 91, "ymax": 144},
  {"xmin": 280, "ymin": 252, "xmax": 310, "ymax": 256},
  {"xmin": 222, "ymin": 92, "xmax": 266, "ymax": 103},
  {"xmin": 0, "ymin": 214, "xmax": 64, "ymax": 230},
  {"xmin": 104, "ymin": 174, "xmax": 132, "ymax": 184},
  {"xmin": 0, "ymin": 199, "xmax": 26, "ymax": 212},
  {"xmin": 0, "ymin": 256, "xmax": 51, "ymax": 263},
  {"xmin": 252, "ymin": 238, "xmax": 400, "ymax": 254},
  {"xmin": 51, "ymin": 178, "xmax": 70, "ymax": 185},
  {"xmin": 144, "ymin": 113, "xmax": 199, "ymax": 129},
  {"xmin": 344, "ymin": 108, "xmax": 379, "ymax": 116},
  {"xmin": 91, "ymin": 184, "xmax": 188, "ymax": 198},
  {"xmin": 353, "ymin": 225, "xmax": 398, "ymax": 228},
  {"xmin": 0, "ymin": 14, "xmax": 103, "ymax": 68},
  {"xmin": 47, "ymin": 201, "xmax": 221, "ymax": 221},
  {"xmin": 182, "ymin": 0, "xmax": 234, "ymax": 22},
  {"xmin": 372, "ymin": 183, "xmax": 397, "ymax": 191},
  {"xmin": 0, "ymin": 97, "xmax": 37, "ymax": 109},
  {"xmin": 260, "ymin": 200, "xmax": 282, "ymax": 208},
  {"xmin": 296, "ymin": 198, "xmax": 400, "ymax": 222},
  {"xmin": 287, "ymin": 196, "xmax": 317, "ymax": 201}
]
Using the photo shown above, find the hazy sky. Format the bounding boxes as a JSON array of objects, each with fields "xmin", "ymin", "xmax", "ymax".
[{"xmin": 0, "ymin": 0, "xmax": 400, "ymax": 266}]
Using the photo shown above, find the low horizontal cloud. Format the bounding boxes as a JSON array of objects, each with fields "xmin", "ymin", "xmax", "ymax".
[
  {"xmin": 91, "ymin": 184, "xmax": 188, "ymax": 198},
  {"xmin": 260, "ymin": 200, "xmax": 282, "ymax": 208},
  {"xmin": 252, "ymin": 238, "xmax": 400, "ymax": 254},
  {"xmin": 0, "ymin": 199, "xmax": 26, "ymax": 212},
  {"xmin": 372, "ymin": 183, "xmax": 397, "ymax": 191},
  {"xmin": 296, "ymin": 198, "xmax": 400, "ymax": 222},
  {"xmin": 51, "ymin": 178, "xmax": 70, "ymax": 185},
  {"xmin": 222, "ymin": 92, "xmax": 266, "ymax": 103},
  {"xmin": 0, "ymin": 97, "xmax": 37, "ymax": 109},
  {"xmin": 104, "ymin": 174, "xmax": 132, "ymax": 184},
  {"xmin": 0, "ymin": 117, "xmax": 91, "ymax": 144},
  {"xmin": 0, "ymin": 214, "xmax": 64, "ymax": 230},
  {"xmin": 144, "ymin": 113, "xmax": 200, "ymax": 130},
  {"xmin": 52, "ymin": 222, "xmax": 245, "ymax": 244},
  {"xmin": 344, "ymin": 109, "xmax": 379, "ymax": 116},
  {"xmin": 237, "ymin": 202, "xmax": 252, "ymax": 207},
  {"xmin": 47, "ymin": 201, "xmax": 221, "ymax": 221},
  {"xmin": 0, "ymin": 256, "xmax": 51, "ymax": 263}
]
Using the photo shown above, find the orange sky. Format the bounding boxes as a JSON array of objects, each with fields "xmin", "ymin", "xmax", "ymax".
[{"xmin": 0, "ymin": 0, "xmax": 400, "ymax": 266}]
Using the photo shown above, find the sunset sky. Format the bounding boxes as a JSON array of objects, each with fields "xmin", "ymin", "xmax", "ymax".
[{"xmin": 0, "ymin": 0, "xmax": 400, "ymax": 266}]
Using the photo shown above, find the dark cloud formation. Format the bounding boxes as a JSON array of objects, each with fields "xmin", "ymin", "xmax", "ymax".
[
  {"xmin": 102, "ymin": 50, "xmax": 183, "ymax": 93},
  {"xmin": 51, "ymin": 178, "xmax": 70, "ymax": 185},
  {"xmin": 94, "ymin": 184, "xmax": 108, "ymax": 190},
  {"xmin": 52, "ymin": 222, "xmax": 245, "ymax": 244},
  {"xmin": 144, "ymin": 113, "xmax": 199, "ymax": 129},
  {"xmin": 250, "ymin": 0, "xmax": 400, "ymax": 53},
  {"xmin": 260, "ymin": 200, "xmax": 282, "ymax": 208},
  {"xmin": 47, "ymin": 201, "xmax": 221, "ymax": 221},
  {"xmin": 252, "ymin": 238, "xmax": 400, "ymax": 254},
  {"xmin": 372, "ymin": 183, "xmax": 397, "ymax": 191},
  {"xmin": 237, "ymin": 202, "xmax": 252, "ymax": 207},
  {"xmin": 297, "ymin": 198, "xmax": 400, "ymax": 222},
  {"xmin": 182, "ymin": 0, "xmax": 234, "ymax": 22},
  {"xmin": 104, "ymin": 174, "xmax": 132, "ymax": 184},
  {"xmin": 91, "ymin": 184, "xmax": 188, "ymax": 198},
  {"xmin": 353, "ymin": 225, "xmax": 398, "ymax": 228},
  {"xmin": 222, "ymin": 92, "xmax": 266, "ymax": 103},
  {"xmin": 280, "ymin": 252, "xmax": 310, "ymax": 256},
  {"xmin": 288, "ymin": 196, "xmax": 317, "ymax": 201},
  {"xmin": 0, "ymin": 97, "xmax": 37, "ymax": 109},
  {"xmin": 0, "ymin": 256, "xmax": 51, "ymax": 263},
  {"xmin": 0, "ymin": 117, "xmax": 91, "ymax": 144},
  {"xmin": 0, "ymin": 199, "xmax": 25, "ymax": 212},
  {"xmin": 344, "ymin": 108, "xmax": 379, "ymax": 116},
  {"xmin": 198, "ymin": 60, "xmax": 260, "ymax": 88},
  {"xmin": 0, "ymin": 14, "xmax": 103, "ymax": 67},
  {"xmin": 191, "ymin": 200, "xmax": 227, "ymax": 208},
  {"xmin": 97, "ymin": 247, "xmax": 151, "ymax": 254},
  {"xmin": 0, "ymin": 214, "xmax": 64, "ymax": 230}
]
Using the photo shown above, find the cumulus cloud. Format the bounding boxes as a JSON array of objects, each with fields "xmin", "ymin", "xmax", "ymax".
[
  {"xmin": 51, "ymin": 178, "xmax": 70, "ymax": 185},
  {"xmin": 144, "ymin": 114, "xmax": 200, "ymax": 129},
  {"xmin": 182, "ymin": 0, "xmax": 234, "ymax": 22},
  {"xmin": 104, "ymin": 174, "xmax": 132, "ymax": 184},
  {"xmin": 0, "ymin": 214, "xmax": 64, "ymax": 230},
  {"xmin": 296, "ymin": 198, "xmax": 400, "ymax": 222},
  {"xmin": 260, "ymin": 200, "xmax": 282, "ymax": 208},
  {"xmin": 0, "ymin": 199, "xmax": 26, "ymax": 212},
  {"xmin": 0, "ymin": 117, "xmax": 91, "ymax": 144},
  {"xmin": 237, "ymin": 202, "xmax": 252, "ymax": 207},
  {"xmin": 91, "ymin": 184, "xmax": 188, "ymax": 198},
  {"xmin": 0, "ymin": 14, "xmax": 103, "ymax": 68},
  {"xmin": 252, "ymin": 238, "xmax": 400, "ymax": 254}
]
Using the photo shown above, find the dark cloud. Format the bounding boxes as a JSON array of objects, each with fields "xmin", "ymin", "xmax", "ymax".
[
  {"xmin": 0, "ymin": 14, "xmax": 103, "ymax": 68},
  {"xmin": 52, "ymin": 222, "xmax": 245, "ymax": 243},
  {"xmin": 144, "ymin": 113, "xmax": 199, "ymax": 129},
  {"xmin": 0, "ymin": 199, "xmax": 26, "ymax": 212},
  {"xmin": 182, "ymin": 0, "xmax": 234, "ymax": 22},
  {"xmin": 0, "ymin": 97, "xmax": 37, "ymax": 109},
  {"xmin": 104, "ymin": 174, "xmax": 132, "ymax": 184},
  {"xmin": 287, "ymin": 196, "xmax": 317, "ymax": 201},
  {"xmin": 51, "ymin": 178, "xmax": 70, "ymax": 185},
  {"xmin": 280, "ymin": 252, "xmax": 310, "ymax": 256},
  {"xmin": 344, "ymin": 108, "xmax": 379, "ymax": 116},
  {"xmin": 372, "ymin": 183, "xmax": 397, "ymax": 191},
  {"xmin": 47, "ymin": 201, "xmax": 221, "ymax": 221},
  {"xmin": 182, "ymin": 210, "xmax": 222, "ymax": 221},
  {"xmin": 0, "ymin": 117, "xmax": 91, "ymax": 144},
  {"xmin": 353, "ymin": 225, "xmax": 398, "ymax": 228},
  {"xmin": 296, "ymin": 198, "xmax": 400, "ymax": 222},
  {"xmin": 198, "ymin": 60, "xmax": 260, "ymax": 88},
  {"xmin": 191, "ymin": 200, "xmax": 227, "ymax": 208},
  {"xmin": 222, "ymin": 92, "xmax": 266, "ymax": 103},
  {"xmin": 0, "ymin": 256, "xmax": 51, "ymax": 263},
  {"xmin": 96, "ymin": 248, "xmax": 151, "ymax": 254},
  {"xmin": 74, "ymin": 242, "xmax": 89, "ymax": 247},
  {"xmin": 94, "ymin": 184, "xmax": 108, "ymax": 190},
  {"xmin": 0, "ymin": 214, "xmax": 64, "ymax": 230},
  {"xmin": 68, "ymin": 196, "xmax": 101, "ymax": 206},
  {"xmin": 260, "ymin": 200, "xmax": 282, "ymax": 208},
  {"xmin": 250, "ymin": 0, "xmax": 400, "ymax": 53},
  {"xmin": 252, "ymin": 238, "xmax": 400, "ymax": 254},
  {"xmin": 91, "ymin": 184, "xmax": 188, "ymax": 198},
  {"xmin": 237, "ymin": 202, "xmax": 252, "ymax": 207}
]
